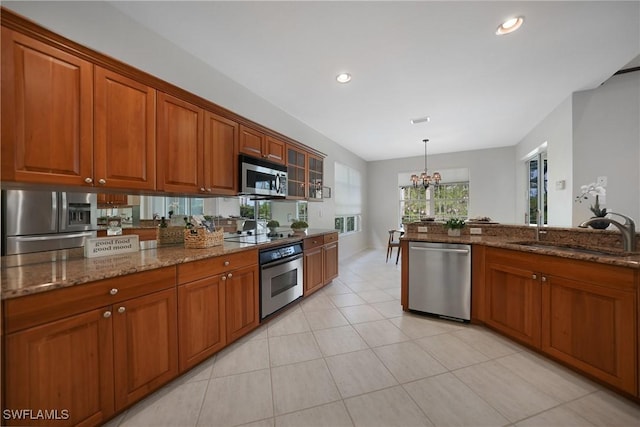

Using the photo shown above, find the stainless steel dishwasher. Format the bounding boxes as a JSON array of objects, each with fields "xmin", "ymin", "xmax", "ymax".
[{"xmin": 408, "ymin": 242, "xmax": 471, "ymax": 322}]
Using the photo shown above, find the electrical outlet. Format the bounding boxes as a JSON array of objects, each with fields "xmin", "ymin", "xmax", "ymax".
[
  {"xmin": 597, "ymin": 176, "xmax": 607, "ymax": 187},
  {"xmin": 470, "ymin": 227, "xmax": 482, "ymax": 235},
  {"xmin": 417, "ymin": 226, "xmax": 428, "ymax": 233}
]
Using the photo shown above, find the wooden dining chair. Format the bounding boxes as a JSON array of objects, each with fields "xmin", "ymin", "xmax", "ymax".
[{"xmin": 386, "ymin": 229, "xmax": 403, "ymax": 264}]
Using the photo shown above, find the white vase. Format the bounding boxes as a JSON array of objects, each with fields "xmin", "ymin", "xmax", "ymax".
[{"xmin": 447, "ymin": 228, "xmax": 461, "ymax": 237}]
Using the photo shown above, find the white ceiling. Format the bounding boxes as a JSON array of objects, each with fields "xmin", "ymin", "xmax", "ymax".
[{"xmin": 109, "ymin": 1, "xmax": 640, "ymax": 161}]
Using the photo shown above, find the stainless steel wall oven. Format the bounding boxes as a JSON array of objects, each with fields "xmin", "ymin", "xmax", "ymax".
[{"xmin": 259, "ymin": 242, "xmax": 304, "ymax": 319}]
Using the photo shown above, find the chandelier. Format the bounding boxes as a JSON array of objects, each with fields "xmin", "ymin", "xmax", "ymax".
[{"xmin": 410, "ymin": 139, "xmax": 441, "ymax": 189}]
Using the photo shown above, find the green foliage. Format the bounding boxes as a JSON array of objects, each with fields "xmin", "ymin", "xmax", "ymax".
[
  {"xmin": 267, "ymin": 220, "xmax": 280, "ymax": 228},
  {"xmin": 291, "ymin": 220, "xmax": 308, "ymax": 229},
  {"xmin": 444, "ymin": 217, "xmax": 466, "ymax": 229}
]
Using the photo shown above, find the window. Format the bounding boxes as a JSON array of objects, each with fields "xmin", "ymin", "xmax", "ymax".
[
  {"xmin": 399, "ymin": 186, "xmax": 429, "ymax": 223},
  {"xmin": 140, "ymin": 196, "xmax": 204, "ymax": 219},
  {"xmin": 400, "ymin": 182, "xmax": 468, "ymax": 223},
  {"xmin": 432, "ymin": 182, "xmax": 469, "ymax": 220},
  {"xmin": 334, "ymin": 162, "xmax": 362, "ymax": 234},
  {"xmin": 526, "ymin": 151, "xmax": 547, "ymax": 225},
  {"xmin": 239, "ymin": 197, "xmax": 272, "ymax": 220}
]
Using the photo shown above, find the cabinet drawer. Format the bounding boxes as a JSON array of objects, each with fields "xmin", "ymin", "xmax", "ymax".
[
  {"xmin": 177, "ymin": 249, "xmax": 258, "ymax": 284},
  {"xmin": 3, "ymin": 266, "xmax": 176, "ymax": 334},
  {"xmin": 323, "ymin": 232, "xmax": 339, "ymax": 244},
  {"xmin": 304, "ymin": 236, "xmax": 324, "ymax": 250}
]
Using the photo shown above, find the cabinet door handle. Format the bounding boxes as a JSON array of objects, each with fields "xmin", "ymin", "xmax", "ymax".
[
  {"xmin": 110, "ymin": 288, "xmax": 119, "ymax": 295},
  {"xmin": 118, "ymin": 306, "xmax": 126, "ymax": 314},
  {"xmin": 200, "ymin": 187, "xmax": 206, "ymax": 192},
  {"xmin": 207, "ymin": 188, "xmax": 212, "ymax": 192},
  {"xmin": 98, "ymin": 179, "xmax": 106, "ymax": 185},
  {"xmin": 221, "ymin": 275, "xmax": 227, "ymax": 281},
  {"xmin": 103, "ymin": 311, "xmax": 112, "ymax": 318},
  {"xmin": 532, "ymin": 274, "xmax": 537, "ymax": 280},
  {"xmin": 85, "ymin": 177, "xmax": 93, "ymax": 184},
  {"xmin": 227, "ymin": 273, "xmax": 233, "ymax": 279},
  {"xmin": 541, "ymin": 276, "xmax": 547, "ymax": 282},
  {"xmin": 224, "ymin": 261, "xmax": 230, "ymax": 266}
]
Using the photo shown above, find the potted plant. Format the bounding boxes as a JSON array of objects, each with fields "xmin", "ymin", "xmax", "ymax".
[
  {"xmin": 444, "ymin": 218, "xmax": 465, "ymax": 237},
  {"xmin": 290, "ymin": 220, "xmax": 309, "ymax": 235},
  {"xmin": 267, "ymin": 220, "xmax": 279, "ymax": 235},
  {"xmin": 575, "ymin": 181, "xmax": 608, "ymax": 229}
]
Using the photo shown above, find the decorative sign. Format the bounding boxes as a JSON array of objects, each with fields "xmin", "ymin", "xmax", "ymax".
[{"xmin": 84, "ymin": 235, "xmax": 140, "ymax": 258}]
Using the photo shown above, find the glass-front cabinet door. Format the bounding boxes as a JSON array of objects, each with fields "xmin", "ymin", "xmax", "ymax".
[
  {"xmin": 287, "ymin": 146, "xmax": 307, "ymax": 199},
  {"xmin": 308, "ymin": 154, "xmax": 323, "ymax": 200}
]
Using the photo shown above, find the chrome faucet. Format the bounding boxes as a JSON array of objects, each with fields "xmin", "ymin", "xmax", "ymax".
[{"xmin": 579, "ymin": 212, "xmax": 637, "ymax": 252}]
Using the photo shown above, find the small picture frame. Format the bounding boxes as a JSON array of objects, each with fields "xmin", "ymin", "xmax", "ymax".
[{"xmin": 322, "ymin": 186, "xmax": 332, "ymax": 198}]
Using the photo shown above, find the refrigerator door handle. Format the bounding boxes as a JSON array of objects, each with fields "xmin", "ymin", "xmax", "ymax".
[
  {"xmin": 59, "ymin": 192, "xmax": 67, "ymax": 231},
  {"xmin": 9, "ymin": 232, "xmax": 94, "ymax": 242},
  {"xmin": 51, "ymin": 192, "xmax": 58, "ymax": 232}
]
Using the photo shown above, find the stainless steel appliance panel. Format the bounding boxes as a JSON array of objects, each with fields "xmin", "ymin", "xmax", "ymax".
[
  {"xmin": 5, "ymin": 231, "xmax": 96, "ymax": 255},
  {"xmin": 60, "ymin": 192, "xmax": 97, "ymax": 232},
  {"xmin": 408, "ymin": 242, "xmax": 471, "ymax": 321},
  {"xmin": 260, "ymin": 254, "xmax": 303, "ymax": 319},
  {"xmin": 2, "ymin": 189, "xmax": 98, "ymax": 255},
  {"xmin": 4, "ymin": 190, "xmax": 58, "ymax": 236},
  {"xmin": 240, "ymin": 155, "xmax": 287, "ymax": 197}
]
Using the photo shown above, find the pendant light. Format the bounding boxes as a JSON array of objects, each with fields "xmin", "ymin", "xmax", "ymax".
[{"xmin": 410, "ymin": 139, "xmax": 441, "ymax": 189}]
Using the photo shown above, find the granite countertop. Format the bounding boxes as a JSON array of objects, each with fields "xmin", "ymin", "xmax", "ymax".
[
  {"xmin": 401, "ymin": 232, "xmax": 640, "ymax": 269},
  {"xmin": 1, "ymin": 229, "xmax": 337, "ymax": 300}
]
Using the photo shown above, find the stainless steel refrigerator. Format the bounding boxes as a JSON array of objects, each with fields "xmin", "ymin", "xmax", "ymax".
[{"xmin": 2, "ymin": 189, "xmax": 98, "ymax": 255}]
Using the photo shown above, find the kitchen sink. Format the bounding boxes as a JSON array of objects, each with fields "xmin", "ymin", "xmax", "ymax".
[{"xmin": 510, "ymin": 240, "xmax": 636, "ymax": 257}]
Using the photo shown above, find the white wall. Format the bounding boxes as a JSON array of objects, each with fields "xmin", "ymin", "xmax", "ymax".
[
  {"xmin": 572, "ymin": 71, "xmax": 640, "ymax": 226},
  {"xmin": 515, "ymin": 96, "xmax": 573, "ymax": 226},
  {"xmin": 367, "ymin": 146, "xmax": 517, "ymax": 249},
  {"xmin": 5, "ymin": 1, "xmax": 368, "ymax": 259},
  {"xmin": 515, "ymin": 71, "xmax": 640, "ymax": 227}
]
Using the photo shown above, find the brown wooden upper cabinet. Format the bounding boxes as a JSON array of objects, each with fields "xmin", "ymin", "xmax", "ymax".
[
  {"xmin": 97, "ymin": 193, "xmax": 129, "ymax": 207},
  {"xmin": 1, "ymin": 29, "xmax": 158, "ymax": 191},
  {"xmin": 95, "ymin": 67, "xmax": 156, "ymax": 191},
  {"xmin": 239, "ymin": 125, "xmax": 285, "ymax": 165},
  {"xmin": 157, "ymin": 92, "xmax": 239, "ymax": 195},
  {"xmin": 204, "ymin": 112, "xmax": 239, "ymax": 195},
  {"xmin": 1, "ymin": 27, "xmax": 94, "ymax": 186},
  {"xmin": 286, "ymin": 145, "xmax": 307, "ymax": 199},
  {"xmin": 308, "ymin": 154, "xmax": 324, "ymax": 200},
  {"xmin": 157, "ymin": 92, "xmax": 204, "ymax": 193}
]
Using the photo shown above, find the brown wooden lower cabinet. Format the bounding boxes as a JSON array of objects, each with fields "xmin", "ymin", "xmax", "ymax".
[
  {"xmin": 483, "ymin": 247, "xmax": 638, "ymax": 396},
  {"xmin": 541, "ymin": 274, "xmax": 637, "ymax": 395},
  {"xmin": 177, "ymin": 252, "xmax": 259, "ymax": 369},
  {"xmin": 178, "ymin": 276, "xmax": 226, "ymax": 371},
  {"xmin": 225, "ymin": 264, "xmax": 260, "ymax": 343},
  {"xmin": 304, "ymin": 246, "xmax": 324, "ymax": 296},
  {"xmin": 3, "ymin": 269, "xmax": 178, "ymax": 427},
  {"xmin": 4, "ymin": 308, "xmax": 114, "ymax": 427},
  {"xmin": 485, "ymin": 260, "xmax": 541, "ymax": 348},
  {"xmin": 303, "ymin": 233, "xmax": 339, "ymax": 296},
  {"xmin": 323, "ymin": 240, "xmax": 339, "ymax": 284},
  {"xmin": 112, "ymin": 288, "xmax": 178, "ymax": 410}
]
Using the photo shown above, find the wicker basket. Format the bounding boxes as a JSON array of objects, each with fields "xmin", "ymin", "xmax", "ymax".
[
  {"xmin": 184, "ymin": 227, "xmax": 224, "ymax": 249},
  {"xmin": 156, "ymin": 226, "xmax": 185, "ymax": 246}
]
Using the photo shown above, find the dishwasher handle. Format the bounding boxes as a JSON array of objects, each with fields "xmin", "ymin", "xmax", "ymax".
[{"xmin": 409, "ymin": 246, "xmax": 470, "ymax": 255}]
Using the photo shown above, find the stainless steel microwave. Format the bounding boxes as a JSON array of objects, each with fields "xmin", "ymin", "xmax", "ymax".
[{"xmin": 239, "ymin": 155, "xmax": 288, "ymax": 197}]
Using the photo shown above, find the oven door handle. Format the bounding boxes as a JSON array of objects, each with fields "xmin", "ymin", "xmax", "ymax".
[{"xmin": 261, "ymin": 253, "xmax": 303, "ymax": 269}]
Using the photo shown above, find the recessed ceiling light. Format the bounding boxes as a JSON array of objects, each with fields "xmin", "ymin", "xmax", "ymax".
[
  {"xmin": 336, "ymin": 73, "xmax": 352, "ymax": 83},
  {"xmin": 496, "ymin": 16, "xmax": 524, "ymax": 35},
  {"xmin": 410, "ymin": 116, "xmax": 431, "ymax": 124}
]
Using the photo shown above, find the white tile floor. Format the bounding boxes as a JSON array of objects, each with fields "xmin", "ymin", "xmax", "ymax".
[{"xmin": 105, "ymin": 249, "xmax": 640, "ymax": 427}]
